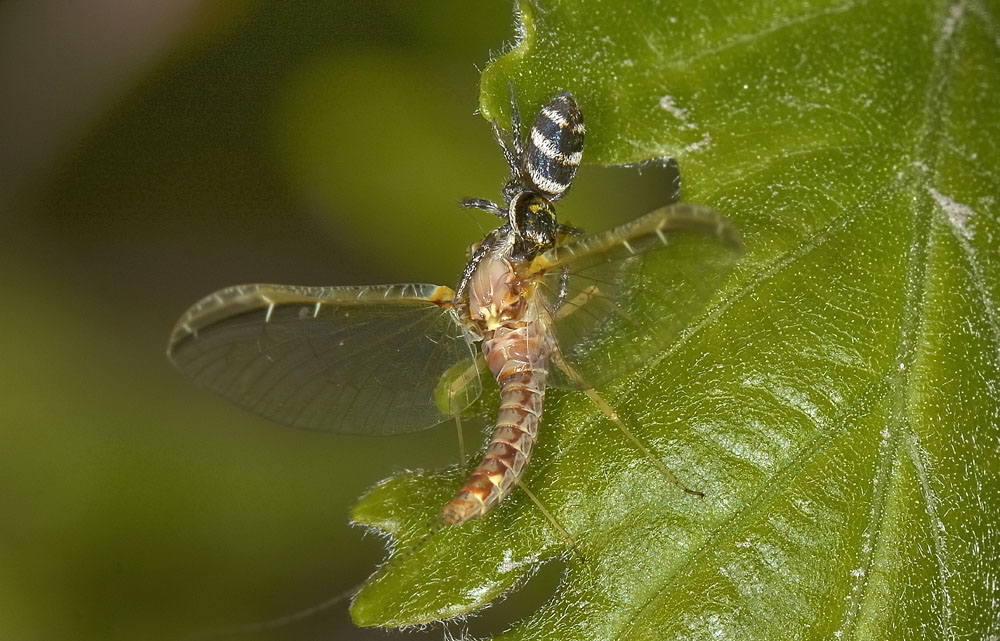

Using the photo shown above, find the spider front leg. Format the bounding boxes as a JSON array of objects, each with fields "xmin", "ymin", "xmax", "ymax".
[
  {"xmin": 454, "ymin": 229, "xmax": 502, "ymax": 306},
  {"xmin": 465, "ymin": 240, "xmax": 482, "ymax": 261},
  {"xmin": 552, "ymin": 282, "xmax": 605, "ymax": 320},
  {"xmin": 550, "ymin": 224, "xmax": 586, "ymax": 312},
  {"xmin": 555, "ymin": 266, "xmax": 572, "ymax": 309}
]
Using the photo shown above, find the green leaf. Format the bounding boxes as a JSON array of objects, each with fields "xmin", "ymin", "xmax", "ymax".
[{"xmin": 351, "ymin": 0, "xmax": 1000, "ymax": 638}]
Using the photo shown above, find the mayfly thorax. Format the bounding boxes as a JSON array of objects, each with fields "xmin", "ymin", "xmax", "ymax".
[{"xmin": 167, "ymin": 88, "xmax": 743, "ymax": 535}]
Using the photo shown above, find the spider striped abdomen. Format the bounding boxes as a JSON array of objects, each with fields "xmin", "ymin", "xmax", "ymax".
[{"xmin": 523, "ymin": 92, "xmax": 585, "ymax": 200}]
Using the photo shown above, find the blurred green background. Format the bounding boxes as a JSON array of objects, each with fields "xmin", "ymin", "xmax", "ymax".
[{"xmin": 1, "ymin": 1, "xmax": 680, "ymax": 639}]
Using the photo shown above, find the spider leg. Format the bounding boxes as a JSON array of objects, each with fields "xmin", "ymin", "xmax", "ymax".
[
  {"xmin": 461, "ymin": 197, "xmax": 507, "ymax": 219},
  {"xmin": 556, "ymin": 266, "xmax": 571, "ymax": 308},
  {"xmin": 491, "ymin": 119, "xmax": 521, "ymax": 183},
  {"xmin": 454, "ymin": 228, "xmax": 504, "ymax": 305},
  {"xmin": 507, "ymin": 82, "xmax": 523, "ymax": 160},
  {"xmin": 557, "ymin": 223, "xmax": 586, "ymax": 238}
]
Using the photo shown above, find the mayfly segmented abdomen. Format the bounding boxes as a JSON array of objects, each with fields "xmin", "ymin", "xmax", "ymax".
[
  {"xmin": 438, "ymin": 320, "xmax": 550, "ymax": 525},
  {"xmin": 524, "ymin": 92, "xmax": 584, "ymax": 200}
]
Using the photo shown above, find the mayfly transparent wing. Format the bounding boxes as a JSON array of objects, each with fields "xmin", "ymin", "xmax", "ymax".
[
  {"xmin": 529, "ymin": 202, "xmax": 743, "ymax": 390},
  {"xmin": 167, "ymin": 283, "xmax": 483, "ymax": 435}
]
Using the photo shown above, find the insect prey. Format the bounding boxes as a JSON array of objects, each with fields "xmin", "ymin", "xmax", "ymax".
[{"xmin": 167, "ymin": 88, "xmax": 743, "ymax": 537}]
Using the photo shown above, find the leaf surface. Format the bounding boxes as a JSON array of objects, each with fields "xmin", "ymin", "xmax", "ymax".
[{"xmin": 351, "ymin": 0, "xmax": 1000, "ymax": 638}]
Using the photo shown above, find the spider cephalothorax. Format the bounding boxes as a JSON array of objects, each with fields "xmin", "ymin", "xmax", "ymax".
[{"xmin": 509, "ymin": 191, "xmax": 558, "ymax": 259}]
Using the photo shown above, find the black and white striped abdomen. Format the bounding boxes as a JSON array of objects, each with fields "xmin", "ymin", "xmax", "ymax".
[{"xmin": 523, "ymin": 92, "xmax": 584, "ymax": 200}]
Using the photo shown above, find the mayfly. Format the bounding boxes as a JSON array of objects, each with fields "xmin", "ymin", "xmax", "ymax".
[{"xmin": 168, "ymin": 90, "xmax": 742, "ymax": 530}]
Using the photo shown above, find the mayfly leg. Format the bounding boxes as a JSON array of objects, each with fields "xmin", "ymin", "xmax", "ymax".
[
  {"xmin": 454, "ymin": 414, "xmax": 467, "ymax": 466},
  {"xmin": 438, "ymin": 357, "xmax": 483, "ymax": 467},
  {"xmin": 517, "ymin": 480, "xmax": 584, "ymax": 561},
  {"xmin": 179, "ymin": 513, "xmax": 458, "ymax": 639},
  {"xmin": 583, "ymin": 388, "xmax": 703, "ymax": 497},
  {"xmin": 551, "ymin": 350, "xmax": 704, "ymax": 498},
  {"xmin": 178, "ymin": 586, "xmax": 360, "ymax": 640}
]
